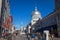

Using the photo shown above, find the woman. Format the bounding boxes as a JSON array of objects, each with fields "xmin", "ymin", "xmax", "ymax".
[
  {"xmin": 3, "ymin": 32, "xmax": 7, "ymax": 39},
  {"xmin": 37, "ymin": 33, "xmax": 42, "ymax": 40}
]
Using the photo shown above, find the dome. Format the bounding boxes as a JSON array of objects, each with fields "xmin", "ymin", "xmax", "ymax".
[
  {"xmin": 32, "ymin": 7, "xmax": 40, "ymax": 16},
  {"xmin": 31, "ymin": 7, "xmax": 42, "ymax": 25},
  {"xmin": 32, "ymin": 10, "xmax": 40, "ymax": 15},
  {"xmin": 32, "ymin": 7, "xmax": 42, "ymax": 19}
]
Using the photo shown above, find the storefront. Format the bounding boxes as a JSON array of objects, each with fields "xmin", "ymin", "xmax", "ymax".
[{"xmin": 36, "ymin": 24, "xmax": 58, "ymax": 37}]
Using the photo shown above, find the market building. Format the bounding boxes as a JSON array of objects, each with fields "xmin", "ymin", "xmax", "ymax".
[{"xmin": 27, "ymin": 0, "xmax": 60, "ymax": 37}]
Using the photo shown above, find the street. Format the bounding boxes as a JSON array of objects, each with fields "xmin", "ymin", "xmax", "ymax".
[
  {"xmin": 12, "ymin": 32, "xmax": 28, "ymax": 40},
  {"xmin": 0, "ymin": 0, "xmax": 60, "ymax": 40}
]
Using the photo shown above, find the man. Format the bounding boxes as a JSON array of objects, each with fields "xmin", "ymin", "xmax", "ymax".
[
  {"xmin": 37, "ymin": 33, "xmax": 42, "ymax": 40},
  {"xmin": 31, "ymin": 33, "xmax": 35, "ymax": 40}
]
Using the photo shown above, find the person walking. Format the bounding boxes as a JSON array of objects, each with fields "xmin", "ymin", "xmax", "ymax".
[
  {"xmin": 12, "ymin": 33, "xmax": 16, "ymax": 40},
  {"xmin": 38, "ymin": 33, "xmax": 42, "ymax": 40},
  {"xmin": 25, "ymin": 30, "xmax": 30, "ymax": 40},
  {"xmin": 42, "ymin": 33, "xmax": 46, "ymax": 40},
  {"xmin": 31, "ymin": 33, "xmax": 35, "ymax": 40},
  {"xmin": 3, "ymin": 32, "xmax": 7, "ymax": 39}
]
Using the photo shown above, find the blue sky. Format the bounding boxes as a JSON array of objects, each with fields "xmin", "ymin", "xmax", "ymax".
[{"xmin": 10, "ymin": 0, "xmax": 55, "ymax": 30}]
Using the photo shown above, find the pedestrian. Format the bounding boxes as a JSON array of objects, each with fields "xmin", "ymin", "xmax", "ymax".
[
  {"xmin": 31, "ymin": 33, "xmax": 35, "ymax": 40},
  {"xmin": 27, "ymin": 34, "xmax": 30, "ymax": 40},
  {"xmin": 38, "ymin": 33, "xmax": 42, "ymax": 40},
  {"xmin": 3, "ymin": 32, "xmax": 7, "ymax": 39},
  {"xmin": 13, "ymin": 33, "xmax": 16, "ymax": 40},
  {"xmin": 42, "ymin": 33, "xmax": 46, "ymax": 40}
]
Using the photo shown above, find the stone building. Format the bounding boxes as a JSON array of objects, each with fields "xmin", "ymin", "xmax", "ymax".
[
  {"xmin": 31, "ymin": 7, "xmax": 42, "ymax": 25},
  {"xmin": 0, "ymin": 0, "xmax": 2, "ymax": 37},
  {"xmin": 0, "ymin": 0, "xmax": 13, "ymax": 37},
  {"xmin": 32, "ymin": 0, "xmax": 60, "ymax": 37},
  {"xmin": 41, "ymin": 11, "xmax": 60, "ymax": 37},
  {"xmin": 26, "ymin": 0, "xmax": 60, "ymax": 37},
  {"xmin": 26, "ymin": 7, "xmax": 42, "ymax": 33},
  {"xmin": 55, "ymin": 0, "xmax": 60, "ymax": 37}
]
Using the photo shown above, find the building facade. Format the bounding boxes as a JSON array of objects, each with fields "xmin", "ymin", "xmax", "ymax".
[
  {"xmin": 26, "ymin": 0, "xmax": 60, "ymax": 37},
  {"xmin": 0, "ymin": 0, "xmax": 2, "ymax": 37},
  {"xmin": 31, "ymin": 0, "xmax": 60, "ymax": 37},
  {"xmin": 41, "ymin": 11, "xmax": 60, "ymax": 37},
  {"xmin": 31, "ymin": 7, "xmax": 42, "ymax": 25},
  {"xmin": 9, "ymin": 25, "xmax": 15, "ymax": 34},
  {"xmin": 0, "ymin": 0, "xmax": 13, "ymax": 37},
  {"xmin": 26, "ymin": 7, "xmax": 42, "ymax": 33},
  {"xmin": 55, "ymin": 0, "xmax": 60, "ymax": 10},
  {"xmin": 0, "ymin": 0, "xmax": 2, "ymax": 15},
  {"xmin": 55, "ymin": 0, "xmax": 60, "ymax": 37}
]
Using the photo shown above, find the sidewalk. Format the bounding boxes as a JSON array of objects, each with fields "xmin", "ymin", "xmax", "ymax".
[
  {"xmin": 0, "ymin": 37, "xmax": 12, "ymax": 40},
  {"xmin": 0, "ymin": 38, "xmax": 7, "ymax": 40}
]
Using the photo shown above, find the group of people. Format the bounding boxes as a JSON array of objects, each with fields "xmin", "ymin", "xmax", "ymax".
[
  {"xmin": 26, "ymin": 32, "xmax": 46, "ymax": 40},
  {"xmin": 31, "ymin": 33, "xmax": 46, "ymax": 40},
  {"xmin": 2, "ymin": 31, "xmax": 13, "ymax": 40},
  {"xmin": 31, "ymin": 33, "xmax": 55, "ymax": 40}
]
